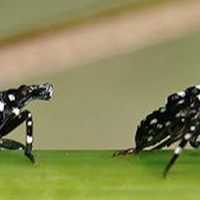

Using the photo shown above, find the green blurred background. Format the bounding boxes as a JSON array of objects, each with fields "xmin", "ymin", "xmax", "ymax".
[{"xmin": 1, "ymin": 1, "xmax": 200, "ymax": 200}]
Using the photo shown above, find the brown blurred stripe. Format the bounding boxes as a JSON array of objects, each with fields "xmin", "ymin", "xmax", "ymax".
[{"xmin": 0, "ymin": 0, "xmax": 176, "ymax": 48}]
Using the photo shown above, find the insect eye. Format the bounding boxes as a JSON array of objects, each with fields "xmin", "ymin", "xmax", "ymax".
[
  {"xmin": 21, "ymin": 87, "xmax": 30, "ymax": 96},
  {"xmin": 22, "ymin": 90, "xmax": 27, "ymax": 96}
]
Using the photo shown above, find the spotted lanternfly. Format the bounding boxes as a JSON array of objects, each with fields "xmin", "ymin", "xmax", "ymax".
[
  {"xmin": 113, "ymin": 85, "xmax": 200, "ymax": 177},
  {"xmin": 0, "ymin": 83, "xmax": 54, "ymax": 163}
]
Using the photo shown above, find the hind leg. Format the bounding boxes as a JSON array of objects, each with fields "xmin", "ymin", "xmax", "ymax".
[
  {"xmin": 113, "ymin": 137, "xmax": 173, "ymax": 157},
  {"xmin": 163, "ymin": 119, "xmax": 200, "ymax": 177},
  {"xmin": 0, "ymin": 138, "xmax": 25, "ymax": 150}
]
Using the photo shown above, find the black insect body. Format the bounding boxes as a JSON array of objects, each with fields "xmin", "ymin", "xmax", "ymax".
[
  {"xmin": 0, "ymin": 83, "xmax": 54, "ymax": 163},
  {"xmin": 113, "ymin": 85, "xmax": 200, "ymax": 177}
]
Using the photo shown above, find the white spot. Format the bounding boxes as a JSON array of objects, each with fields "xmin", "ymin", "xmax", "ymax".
[
  {"xmin": 49, "ymin": 86, "xmax": 54, "ymax": 97},
  {"xmin": 197, "ymin": 94, "xmax": 200, "ymax": 101},
  {"xmin": 176, "ymin": 112, "xmax": 185, "ymax": 118},
  {"xmin": 184, "ymin": 133, "xmax": 192, "ymax": 140},
  {"xmin": 28, "ymin": 113, "xmax": 32, "ymax": 118},
  {"xmin": 147, "ymin": 136, "xmax": 153, "ymax": 142},
  {"xmin": 0, "ymin": 101, "xmax": 5, "ymax": 112},
  {"xmin": 177, "ymin": 91, "xmax": 185, "ymax": 97},
  {"xmin": 181, "ymin": 112, "xmax": 186, "ymax": 117},
  {"xmin": 165, "ymin": 121, "xmax": 171, "ymax": 126},
  {"xmin": 150, "ymin": 118, "xmax": 158, "ymax": 125},
  {"xmin": 12, "ymin": 108, "xmax": 20, "ymax": 116},
  {"xmin": 27, "ymin": 136, "xmax": 33, "ymax": 144},
  {"xmin": 128, "ymin": 149, "xmax": 134, "ymax": 153},
  {"xmin": 27, "ymin": 121, "xmax": 32, "ymax": 126},
  {"xmin": 157, "ymin": 124, "xmax": 163, "ymax": 129},
  {"xmin": 176, "ymin": 112, "xmax": 181, "ymax": 118},
  {"xmin": 8, "ymin": 94, "xmax": 15, "ymax": 101},
  {"xmin": 177, "ymin": 100, "xmax": 184, "ymax": 105},
  {"xmin": 160, "ymin": 107, "xmax": 166, "ymax": 113},
  {"xmin": 181, "ymin": 118, "xmax": 185, "ymax": 122},
  {"xmin": 190, "ymin": 126, "xmax": 196, "ymax": 132},
  {"xmin": 175, "ymin": 147, "xmax": 182, "ymax": 155},
  {"xmin": 190, "ymin": 103, "xmax": 195, "ymax": 108},
  {"xmin": 195, "ymin": 85, "xmax": 200, "ymax": 90}
]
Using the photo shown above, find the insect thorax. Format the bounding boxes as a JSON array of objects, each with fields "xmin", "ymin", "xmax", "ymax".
[{"xmin": 134, "ymin": 85, "xmax": 200, "ymax": 151}]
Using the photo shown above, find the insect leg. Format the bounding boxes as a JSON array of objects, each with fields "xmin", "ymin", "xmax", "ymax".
[
  {"xmin": 0, "ymin": 110, "xmax": 35, "ymax": 163},
  {"xmin": 113, "ymin": 148, "xmax": 136, "ymax": 157},
  {"xmin": 163, "ymin": 123, "xmax": 197, "ymax": 177},
  {"xmin": 163, "ymin": 136, "xmax": 189, "ymax": 178},
  {"xmin": 150, "ymin": 138, "xmax": 172, "ymax": 150},
  {"xmin": 151, "ymin": 130, "xmax": 184, "ymax": 150},
  {"xmin": 24, "ymin": 111, "xmax": 34, "ymax": 163},
  {"xmin": 0, "ymin": 138, "xmax": 25, "ymax": 150},
  {"xmin": 189, "ymin": 133, "xmax": 200, "ymax": 148}
]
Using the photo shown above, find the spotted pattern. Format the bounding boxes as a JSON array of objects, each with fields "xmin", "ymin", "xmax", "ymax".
[
  {"xmin": 130, "ymin": 84, "xmax": 200, "ymax": 176},
  {"xmin": 135, "ymin": 84, "xmax": 200, "ymax": 153}
]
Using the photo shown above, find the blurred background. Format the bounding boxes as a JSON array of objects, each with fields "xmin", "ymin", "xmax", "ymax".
[{"xmin": 1, "ymin": 0, "xmax": 200, "ymax": 149}]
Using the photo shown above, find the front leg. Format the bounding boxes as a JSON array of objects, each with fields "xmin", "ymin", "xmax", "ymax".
[
  {"xmin": 163, "ymin": 119, "xmax": 199, "ymax": 177},
  {"xmin": 24, "ymin": 111, "xmax": 34, "ymax": 163},
  {"xmin": 0, "ymin": 110, "xmax": 35, "ymax": 163}
]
